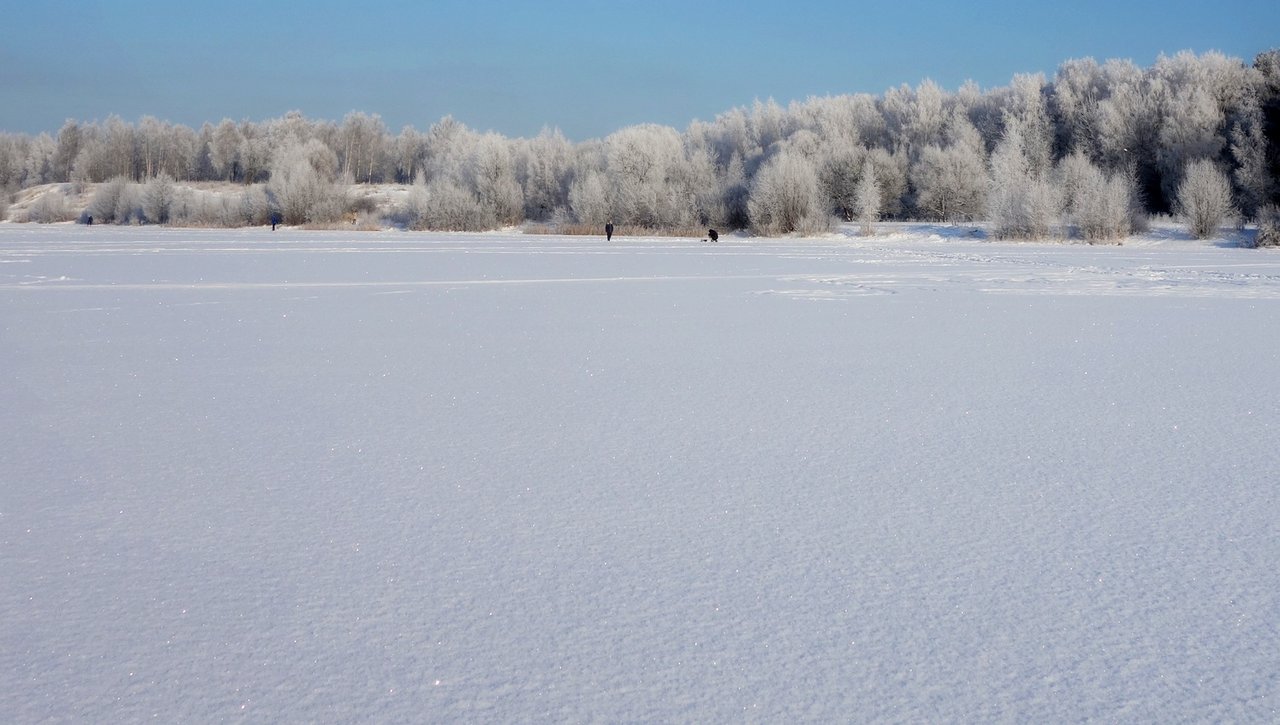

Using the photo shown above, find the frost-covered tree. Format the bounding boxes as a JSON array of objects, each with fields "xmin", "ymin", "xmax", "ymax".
[
  {"xmin": 404, "ymin": 175, "xmax": 495, "ymax": 231},
  {"xmin": 52, "ymin": 120, "xmax": 83, "ymax": 183},
  {"xmin": 209, "ymin": 119, "xmax": 243, "ymax": 182},
  {"xmin": 856, "ymin": 159, "xmax": 880, "ymax": 236},
  {"xmin": 863, "ymin": 147, "xmax": 908, "ymax": 219},
  {"xmin": 339, "ymin": 111, "xmax": 388, "ymax": 183},
  {"xmin": 389, "ymin": 126, "xmax": 425, "ymax": 184},
  {"xmin": 748, "ymin": 98, "xmax": 793, "ymax": 153},
  {"xmin": 238, "ymin": 129, "xmax": 272, "ymax": 185},
  {"xmin": 748, "ymin": 150, "xmax": 828, "ymax": 235},
  {"xmin": 568, "ymin": 169, "xmax": 610, "ymax": 225},
  {"xmin": 239, "ymin": 185, "xmax": 272, "ymax": 226},
  {"xmin": 818, "ymin": 142, "xmax": 865, "ymax": 221},
  {"xmin": 605, "ymin": 124, "xmax": 691, "ymax": 228},
  {"xmin": 989, "ymin": 117, "xmax": 1060, "ymax": 239},
  {"xmin": 1059, "ymin": 152, "xmax": 1134, "ymax": 242},
  {"xmin": 422, "ymin": 115, "xmax": 474, "ymax": 185},
  {"xmin": 24, "ymin": 190, "xmax": 76, "ymax": 223},
  {"xmin": 517, "ymin": 127, "xmax": 572, "ymax": 220},
  {"xmin": 1157, "ymin": 85, "xmax": 1225, "ymax": 205},
  {"xmin": 882, "ymin": 80, "xmax": 948, "ymax": 157},
  {"xmin": 0, "ymin": 134, "xmax": 22, "ymax": 189},
  {"xmin": 87, "ymin": 176, "xmax": 139, "ymax": 224},
  {"xmin": 911, "ymin": 109, "xmax": 988, "ymax": 221},
  {"xmin": 268, "ymin": 139, "xmax": 345, "ymax": 225},
  {"xmin": 142, "ymin": 172, "xmax": 177, "ymax": 224},
  {"xmin": 1176, "ymin": 159, "xmax": 1236, "ymax": 238},
  {"xmin": 1050, "ymin": 57, "xmax": 1109, "ymax": 158},
  {"xmin": 1229, "ymin": 95, "xmax": 1275, "ymax": 218},
  {"xmin": 21, "ymin": 133, "xmax": 56, "ymax": 187},
  {"xmin": 466, "ymin": 132, "xmax": 523, "ymax": 226},
  {"xmin": 720, "ymin": 152, "xmax": 751, "ymax": 229},
  {"xmin": 1253, "ymin": 204, "xmax": 1280, "ymax": 247}
]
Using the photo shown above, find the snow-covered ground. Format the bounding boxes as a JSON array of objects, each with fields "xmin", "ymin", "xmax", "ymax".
[{"xmin": 2, "ymin": 223, "xmax": 1277, "ymax": 721}]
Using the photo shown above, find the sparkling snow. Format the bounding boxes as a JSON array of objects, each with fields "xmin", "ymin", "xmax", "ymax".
[{"xmin": 2, "ymin": 224, "xmax": 1278, "ymax": 721}]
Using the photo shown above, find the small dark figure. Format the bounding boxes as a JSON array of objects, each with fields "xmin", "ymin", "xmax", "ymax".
[
  {"xmin": 605, "ymin": 221, "xmax": 614, "ymax": 242},
  {"xmin": 86, "ymin": 215, "xmax": 93, "ymax": 226},
  {"xmin": 271, "ymin": 212, "xmax": 282, "ymax": 231},
  {"xmin": 707, "ymin": 228, "xmax": 719, "ymax": 243}
]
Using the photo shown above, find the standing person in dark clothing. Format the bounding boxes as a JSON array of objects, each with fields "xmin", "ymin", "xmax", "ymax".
[
  {"xmin": 707, "ymin": 228, "xmax": 719, "ymax": 242},
  {"xmin": 605, "ymin": 220, "xmax": 614, "ymax": 242}
]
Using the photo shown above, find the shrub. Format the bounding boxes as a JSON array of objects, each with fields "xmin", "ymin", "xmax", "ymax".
[
  {"xmin": 239, "ymin": 185, "xmax": 272, "ymax": 226},
  {"xmin": 1061, "ymin": 154, "xmax": 1134, "ymax": 243},
  {"xmin": 404, "ymin": 179, "xmax": 496, "ymax": 231},
  {"xmin": 25, "ymin": 190, "xmax": 77, "ymax": 223},
  {"xmin": 1176, "ymin": 159, "xmax": 1236, "ymax": 239},
  {"xmin": 1253, "ymin": 205, "xmax": 1280, "ymax": 248},
  {"xmin": 87, "ymin": 177, "xmax": 134, "ymax": 224},
  {"xmin": 142, "ymin": 173, "xmax": 176, "ymax": 224},
  {"xmin": 748, "ymin": 151, "xmax": 830, "ymax": 236},
  {"xmin": 268, "ymin": 140, "xmax": 346, "ymax": 225},
  {"xmin": 988, "ymin": 120, "xmax": 1060, "ymax": 240},
  {"xmin": 170, "ymin": 189, "xmax": 241, "ymax": 227}
]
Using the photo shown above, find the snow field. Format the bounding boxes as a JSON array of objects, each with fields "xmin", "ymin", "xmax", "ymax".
[{"xmin": 2, "ymin": 224, "xmax": 1278, "ymax": 721}]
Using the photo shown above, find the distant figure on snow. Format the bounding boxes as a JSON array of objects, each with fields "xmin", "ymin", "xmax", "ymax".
[
  {"xmin": 707, "ymin": 228, "xmax": 719, "ymax": 243},
  {"xmin": 271, "ymin": 212, "xmax": 282, "ymax": 231},
  {"xmin": 605, "ymin": 221, "xmax": 614, "ymax": 242}
]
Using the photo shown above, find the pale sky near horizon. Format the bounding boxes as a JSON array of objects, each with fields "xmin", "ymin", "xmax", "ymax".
[{"xmin": 2, "ymin": 0, "xmax": 1277, "ymax": 140}]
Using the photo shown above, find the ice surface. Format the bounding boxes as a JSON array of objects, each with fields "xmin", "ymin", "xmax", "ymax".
[{"xmin": 2, "ymin": 224, "xmax": 1278, "ymax": 721}]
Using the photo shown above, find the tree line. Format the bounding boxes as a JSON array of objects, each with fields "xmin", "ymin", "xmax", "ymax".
[{"xmin": 2, "ymin": 49, "xmax": 1278, "ymax": 243}]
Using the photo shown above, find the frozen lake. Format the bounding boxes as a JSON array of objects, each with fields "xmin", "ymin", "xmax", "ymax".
[{"xmin": 2, "ymin": 224, "xmax": 1278, "ymax": 721}]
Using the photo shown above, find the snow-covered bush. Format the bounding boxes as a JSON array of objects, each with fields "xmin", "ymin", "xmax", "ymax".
[
  {"xmin": 748, "ymin": 151, "xmax": 829, "ymax": 236},
  {"xmin": 25, "ymin": 190, "xmax": 77, "ymax": 223},
  {"xmin": 467, "ymin": 132, "xmax": 524, "ymax": 226},
  {"xmin": 268, "ymin": 140, "xmax": 346, "ymax": 225},
  {"xmin": 1252, "ymin": 205, "xmax": 1280, "ymax": 248},
  {"xmin": 1076, "ymin": 171, "xmax": 1134, "ymax": 243},
  {"xmin": 168, "ymin": 188, "xmax": 246, "ymax": 227},
  {"xmin": 87, "ymin": 176, "xmax": 139, "ymax": 224},
  {"xmin": 988, "ymin": 119, "xmax": 1060, "ymax": 240},
  {"xmin": 239, "ymin": 185, "xmax": 273, "ymax": 226},
  {"xmin": 604, "ymin": 124, "xmax": 693, "ymax": 228},
  {"xmin": 1057, "ymin": 152, "xmax": 1134, "ymax": 242},
  {"xmin": 912, "ymin": 144, "xmax": 987, "ymax": 221},
  {"xmin": 817, "ymin": 144, "xmax": 864, "ymax": 221},
  {"xmin": 568, "ymin": 170, "xmax": 610, "ymax": 226},
  {"xmin": 1176, "ymin": 159, "xmax": 1237, "ymax": 239},
  {"xmin": 142, "ymin": 173, "xmax": 176, "ymax": 224},
  {"xmin": 404, "ymin": 178, "xmax": 495, "ymax": 231}
]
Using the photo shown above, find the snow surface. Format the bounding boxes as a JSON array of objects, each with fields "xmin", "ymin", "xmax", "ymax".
[{"xmin": 2, "ymin": 223, "xmax": 1278, "ymax": 722}]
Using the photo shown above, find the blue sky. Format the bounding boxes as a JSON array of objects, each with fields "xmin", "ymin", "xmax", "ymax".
[{"xmin": 2, "ymin": 0, "xmax": 1277, "ymax": 140}]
